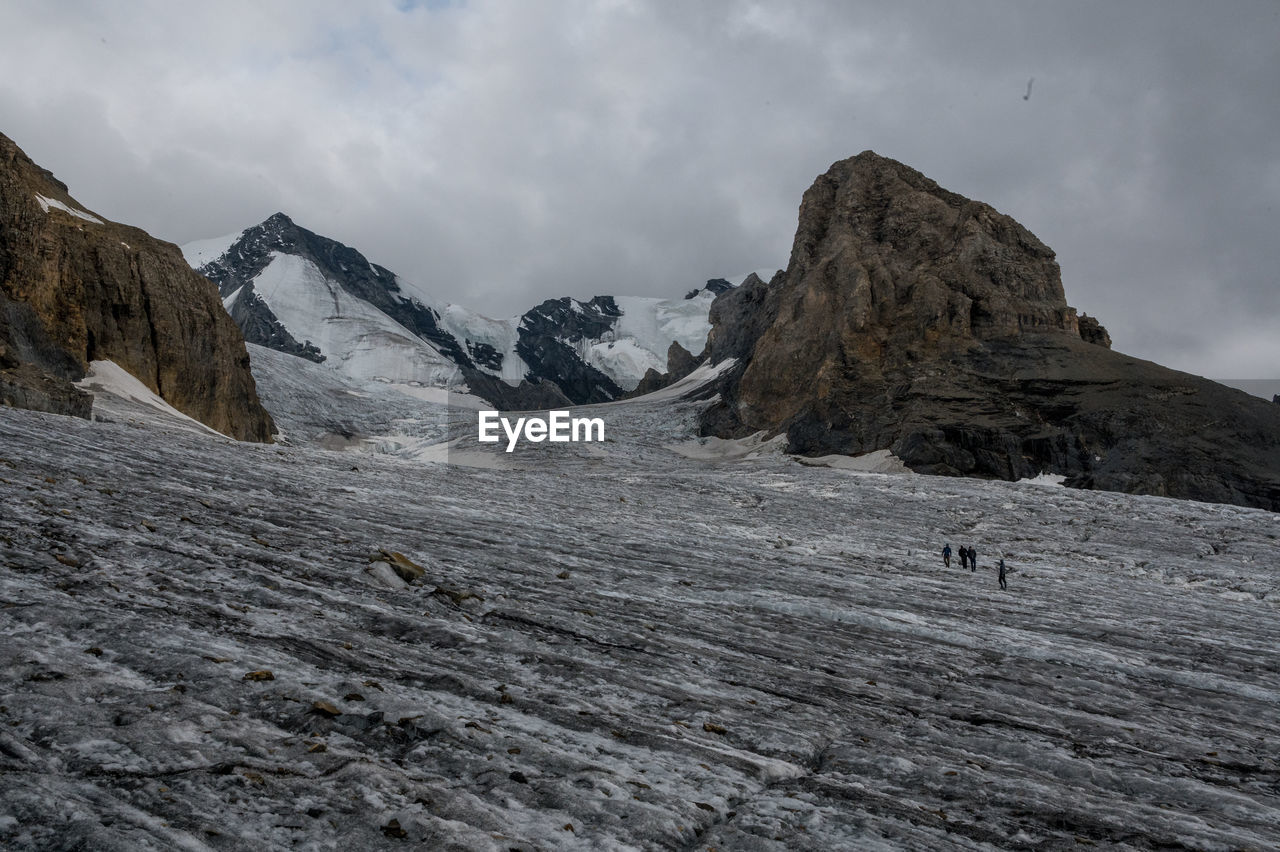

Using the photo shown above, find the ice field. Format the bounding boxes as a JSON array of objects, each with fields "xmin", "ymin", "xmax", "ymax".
[{"xmin": 1, "ymin": 356, "xmax": 1278, "ymax": 850}]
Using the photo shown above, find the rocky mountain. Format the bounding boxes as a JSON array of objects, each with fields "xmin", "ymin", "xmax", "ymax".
[
  {"xmin": 697, "ymin": 151, "xmax": 1280, "ymax": 511},
  {"xmin": 0, "ymin": 132, "xmax": 274, "ymax": 441},
  {"xmin": 185, "ymin": 216, "xmax": 733, "ymax": 407}
]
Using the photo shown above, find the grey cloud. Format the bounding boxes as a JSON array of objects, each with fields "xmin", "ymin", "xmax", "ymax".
[{"xmin": 0, "ymin": 0, "xmax": 1276, "ymax": 376}]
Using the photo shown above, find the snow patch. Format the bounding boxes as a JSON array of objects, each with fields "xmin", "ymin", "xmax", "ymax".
[
  {"xmin": 666, "ymin": 430, "xmax": 787, "ymax": 462},
  {"xmin": 583, "ymin": 338, "xmax": 665, "ymax": 390},
  {"xmin": 794, "ymin": 449, "xmax": 910, "ymax": 475},
  {"xmin": 34, "ymin": 193, "xmax": 103, "ymax": 224},
  {"xmin": 364, "ymin": 561, "xmax": 409, "ymax": 590},
  {"xmin": 580, "ymin": 293, "xmax": 717, "ymax": 389},
  {"xmin": 1017, "ymin": 472, "xmax": 1067, "ymax": 487},
  {"xmin": 252, "ymin": 253, "xmax": 460, "ymax": 387},
  {"xmin": 74, "ymin": 360, "xmax": 227, "ymax": 438},
  {"xmin": 615, "ymin": 357, "xmax": 737, "ymax": 404},
  {"xmin": 221, "ymin": 285, "xmax": 244, "ymax": 311},
  {"xmin": 435, "ymin": 302, "xmax": 529, "ymax": 385},
  {"xmin": 180, "ymin": 230, "xmax": 246, "ymax": 268}
]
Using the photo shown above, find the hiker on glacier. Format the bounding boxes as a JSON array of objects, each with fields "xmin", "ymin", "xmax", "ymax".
[
  {"xmin": 998, "ymin": 558, "xmax": 1008, "ymax": 590},
  {"xmin": 942, "ymin": 543, "xmax": 952, "ymax": 567},
  {"xmin": 967, "ymin": 546, "xmax": 977, "ymax": 572}
]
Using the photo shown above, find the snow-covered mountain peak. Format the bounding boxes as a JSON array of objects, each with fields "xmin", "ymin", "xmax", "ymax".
[{"xmin": 184, "ymin": 216, "xmax": 746, "ymax": 406}]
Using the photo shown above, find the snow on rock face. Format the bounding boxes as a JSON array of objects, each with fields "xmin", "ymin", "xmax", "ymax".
[
  {"xmin": 582, "ymin": 336, "xmax": 666, "ymax": 388},
  {"xmin": 3, "ymin": 388, "xmax": 1280, "ymax": 850},
  {"xmin": 616, "ymin": 356, "xmax": 738, "ymax": 404},
  {"xmin": 251, "ymin": 253, "xmax": 459, "ymax": 386},
  {"xmin": 34, "ymin": 193, "xmax": 103, "ymax": 224},
  {"xmin": 582, "ymin": 292, "xmax": 718, "ymax": 391},
  {"xmin": 434, "ymin": 303, "xmax": 528, "ymax": 384},
  {"xmin": 74, "ymin": 360, "xmax": 228, "ymax": 438},
  {"xmin": 513, "ymin": 288, "xmax": 729, "ymax": 400},
  {"xmin": 183, "ymin": 216, "xmax": 740, "ymax": 404},
  {"xmin": 179, "ymin": 230, "xmax": 246, "ymax": 268}
]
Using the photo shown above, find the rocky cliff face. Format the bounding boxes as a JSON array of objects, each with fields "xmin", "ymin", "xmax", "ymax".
[
  {"xmin": 515, "ymin": 296, "xmax": 626, "ymax": 404},
  {"xmin": 701, "ymin": 151, "xmax": 1280, "ymax": 511},
  {"xmin": 0, "ymin": 132, "xmax": 274, "ymax": 441}
]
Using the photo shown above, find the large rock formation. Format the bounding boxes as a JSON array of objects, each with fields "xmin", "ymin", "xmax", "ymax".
[
  {"xmin": 0, "ymin": 132, "xmax": 274, "ymax": 441},
  {"xmin": 701, "ymin": 151, "xmax": 1280, "ymax": 511}
]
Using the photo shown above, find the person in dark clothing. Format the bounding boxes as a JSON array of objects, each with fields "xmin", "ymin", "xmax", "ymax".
[
  {"xmin": 942, "ymin": 544, "xmax": 952, "ymax": 568},
  {"xmin": 998, "ymin": 558, "xmax": 1007, "ymax": 590},
  {"xmin": 968, "ymin": 546, "xmax": 977, "ymax": 572},
  {"xmin": 960, "ymin": 547, "xmax": 970, "ymax": 570}
]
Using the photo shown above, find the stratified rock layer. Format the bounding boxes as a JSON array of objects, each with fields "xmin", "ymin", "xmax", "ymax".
[
  {"xmin": 0, "ymin": 132, "xmax": 274, "ymax": 440},
  {"xmin": 702, "ymin": 151, "xmax": 1280, "ymax": 510}
]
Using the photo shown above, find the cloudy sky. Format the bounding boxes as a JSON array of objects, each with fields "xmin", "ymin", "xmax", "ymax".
[{"xmin": 2, "ymin": 1, "xmax": 1277, "ymax": 377}]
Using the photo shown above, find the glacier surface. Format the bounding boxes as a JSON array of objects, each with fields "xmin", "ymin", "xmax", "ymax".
[{"xmin": 1, "ymin": 362, "xmax": 1278, "ymax": 850}]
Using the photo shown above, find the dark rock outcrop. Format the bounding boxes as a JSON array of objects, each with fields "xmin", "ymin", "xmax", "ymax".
[
  {"xmin": 629, "ymin": 341, "xmax": 706, "ymax": 397},
  {"xmin": 701, "ymin": 151, "xmax": 1280, "ymax": 510},
  {"xmin": 0, "ymin": 361, "xmax": 92, "ymax": 418},
  {"xmin": 685, "ymin": 278, "xmax": 736, "ymax": 300},
  {"xmin": 515, "ymin": 296, "xmax": 625, "ymax": 404},
  {"xmin": 0, "ymin": 132, "xmax": 274, "ymax": 440},
  {"xmin": 666, "ymin": 340, "xmax": 702, "ymax": 379},
  {"xmin": 462, "ymin": 369, "xmax": 573, "ymax": 410},
  {"xmin": 1077, "ymin": 313, "xmax": 1111, "ymax": 348},
  {"xmin": 1, "ymin": 289, "xmax": 91, "ymax": 417},
  {"xmin": 702, "ymin": 272, "xmax": 785, "ymax": 365},
  {"xmin": 631, "ymin": 367, "xmax": 666, "ymax": 397}
]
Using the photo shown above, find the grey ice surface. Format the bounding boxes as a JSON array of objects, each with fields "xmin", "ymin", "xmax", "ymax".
[{"xmin": 2, "ymin": 359, "xmax": 1279, "ymax": 851}]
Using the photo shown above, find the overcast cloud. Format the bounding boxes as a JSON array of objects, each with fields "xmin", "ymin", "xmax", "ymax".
[{"xmin": 1, "ymin": 0, "xmax": 1277, "ymax": 377}]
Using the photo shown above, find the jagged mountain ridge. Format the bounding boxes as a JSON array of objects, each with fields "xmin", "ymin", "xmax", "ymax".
[
  {"xmin": 696, "ymin": 150, "xmax": 1280, "ymax": 511},
  {"xmin": 185, "ymin": 215, "xmax": 736, "ymax": 407},
  {"xmin": 0, "ymin": 132, "xmax": 274, "ymax": 441},
  {"xmin": 193, "ymin": 213, "xmax": 472, "ymax": 369}
]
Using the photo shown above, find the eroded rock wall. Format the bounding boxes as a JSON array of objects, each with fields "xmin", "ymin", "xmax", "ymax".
[
  {"xmin": 701, "ymin": 151, "xmax": 1280, "ymax": 510},
  {"xmin": 0, "ymin": 132, "xmax": 274, "ymax": 441}
]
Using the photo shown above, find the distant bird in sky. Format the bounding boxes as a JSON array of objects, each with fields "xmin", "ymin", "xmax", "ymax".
[{"xmin": 1024, "ymin": 77, "xmax": 1034, "ymax": 101}]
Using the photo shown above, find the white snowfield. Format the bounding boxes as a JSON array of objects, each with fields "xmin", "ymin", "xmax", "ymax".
[
  {"xmin": 252, "ymin": 252, "xmax": 462, "ymax": 388},
  {"xmin": 33, "ymin": 193, "xmax": 104, "ymax": 224},
  {"xmin": 73, "ymin": 360, "xmax": 228, "ymax": 439},
  {"xmin": 435, "ymin": 302, "xmax": 529, "ymax": 385},
  {"xmin": 2, "ymin": 356, "xmax": 1279, "ymax": 850}
]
